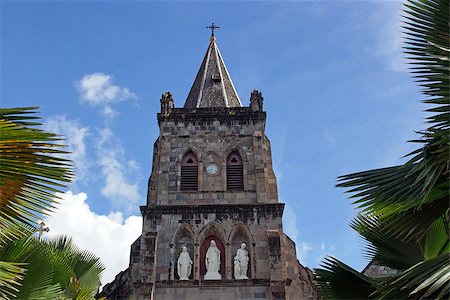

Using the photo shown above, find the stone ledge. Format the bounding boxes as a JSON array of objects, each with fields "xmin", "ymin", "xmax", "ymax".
[
  {"xmin": 155, "ymin": 278, "xmax": 271, "ymax": 288},
  {"xmin": 157, "ymin": 107, "xmax": 266, "ymax": 125},
  {"xmin": 140, "ymin": 203, "xmax": 284, "ymax": 216},
  {"xmin": 167, "ymin": 190, "xmax": 257, "ymax": 194}
]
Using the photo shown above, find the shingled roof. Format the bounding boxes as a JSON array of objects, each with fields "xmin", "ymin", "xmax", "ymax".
[{"xmin": 184, "ymin": 36, "xmax": 242, "ymax": 108}]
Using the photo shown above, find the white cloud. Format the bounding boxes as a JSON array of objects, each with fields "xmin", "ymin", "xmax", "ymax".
[
  {"xmin": 44, "ymin": 191, "xmax": 142, "ymax": 287},
  {"xmin": 44, "ymin": 115, "xmax": 142, "ymax": 212},
  {"xmin": 98, "ymin": 150, "xmax": 141, "ymax": 207},
  {"xmin": 44, "ymin": 115, "xmax": 90, "ymax": 182},
  {"xmin": 96, "ymin": 128, "xmax": 141, "ymax": 211},
  {"xmin": 298, "ymin": 242, "xmax": 314, "ymax": 263},
  {"xmin": 102, "ymin": 106, "xmax": 119, "ymax": 119},
  {"xmin": 76, "ymin": 73, "xmax": 137, "ymax": 119}
]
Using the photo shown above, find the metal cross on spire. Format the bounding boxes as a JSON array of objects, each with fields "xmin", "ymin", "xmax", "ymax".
[
  {"xmin": 35, "ymin": 221, "xmax": 50, "ymax": 240},
  {"xmin": 206, "ymin": 22, "xmax": 220, "ymax": 37}
]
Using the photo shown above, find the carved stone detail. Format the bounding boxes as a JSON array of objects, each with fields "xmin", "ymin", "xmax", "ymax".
[
  {"xmin": 250, "ymin": 90, "xmax": 264, "ymax": 111},
  {"xmin": 160, "ymin": 92, "xmax": 174, "ymax": 114}
]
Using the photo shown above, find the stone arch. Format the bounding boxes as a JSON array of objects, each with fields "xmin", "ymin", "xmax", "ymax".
[
  {"xmin": 176, "ymin": 145, "xmax": 203, "ymax": 163},
  {"xmin": 171, "ymin": 224, "xmax": 195, "ymax": 280},
  {"xmin": 228, "ymin": 223, "xmax": 254, "ymax": 279},
  {"xmin": 227, "ymin": 222, "xmax": 254, "ymax": 245},
  {"xmin": 172, "ymin": 223, "xmax": 195, "ymax": 245},
  {"xmin": 226, "ymin": 151, "xmax": 244, "ymax": 191},
  {"xmin": 203, "ymin": 150, "xmax": 223, "ymax": 164},
  {"xmin": 223, "ymin": 144, "xmax": 248, "ymax": 164},
  {"xmin": 180, "ymin": 151, "xmax": 198, "ymax": 191},
  {"xmin": 176, "ymin": 146, "xmax": 202, "ymax": 192},
  {"xmin": 196, "ymin": 222, "xmax": 228, "ymax": 279},
  {"xmin": 224, "ymin": 145, "xmax": 248, "ymax": 191},
  {"xmin": 196, "ymin": 221, "xmax": 227, "ymax": 245}
]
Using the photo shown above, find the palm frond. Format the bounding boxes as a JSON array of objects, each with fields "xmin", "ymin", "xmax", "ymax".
[
  {"xmin": 314, "ymin": 256, "xmax": 378, "ymax": 299},
  {"xmin": 376, "ymin": 253, "xmax": 450, "ymax": 299},
  {"xmin": 0, "ymin": 261, "xmax": 27, "ymax": 299},
  {"xmin": 350, "ymin": 215, "xmax": 423, "ymax": 270},
  {"xmin": 0, "ymin": 235, "xmax": 103, "ymax": 299},
  {"xmin": 322, "ymin": 1, "xmax": 450, "ymax": 299},
  {"xmin": 0, "ymin": 107, "xmax": 73, "ymax": 242}
]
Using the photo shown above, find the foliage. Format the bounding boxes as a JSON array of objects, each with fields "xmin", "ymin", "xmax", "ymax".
[
  {"xmin": 0, "ymin": 107, "xmax": 73, "ymax": 242},
  {"xmin": 0, "ymin": 107, "xmax": 104, "ymax": 299},
  {"xmin": 315, "ymin": 0, "xmax": 449, "ymax": 299},
  {"xmin": 0, "ymin": 234, "xmax": 104, "ymax": 299}
]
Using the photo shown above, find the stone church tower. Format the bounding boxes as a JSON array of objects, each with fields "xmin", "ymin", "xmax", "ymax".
[{"xmin": 100, "ymin": 31, "xmax": 318, "ymax": 300}]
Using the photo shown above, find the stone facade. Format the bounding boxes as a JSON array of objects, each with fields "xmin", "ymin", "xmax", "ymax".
[
  {"xmin": 99, "ymin": 36, "xmax": 318, "ymax": 300},
  {"xmin": 148, "ymin": 107, "xmax": 278, "ymax": 206}
]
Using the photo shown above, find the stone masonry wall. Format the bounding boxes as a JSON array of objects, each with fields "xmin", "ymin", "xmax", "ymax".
[
  {"xmin": 146, "ymin": 108, "xmax": 278, "ymax": 206},
  {"xmin": 153, "ymin": 281, "xmax": 271, "ymax": 300},
  {"xmin": 139, "ymin": 204, "xmax": 284, "ymax": 285}
]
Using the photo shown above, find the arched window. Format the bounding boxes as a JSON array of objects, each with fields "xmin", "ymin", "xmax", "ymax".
[
  {"xmin": 181, "ymin": 152, "xmax": 198, "ymax": 191},
  {"xmin": 227, "ymin": 151, "xmax": 244, "ymax": 191}
]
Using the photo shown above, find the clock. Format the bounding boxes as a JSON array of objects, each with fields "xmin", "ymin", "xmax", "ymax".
[{"xmin": 206, "ymin": 164, "xmax": 218, "ymax": 175}]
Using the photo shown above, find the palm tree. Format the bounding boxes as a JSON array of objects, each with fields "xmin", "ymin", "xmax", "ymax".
[
  {"xmin": 315, "ymin": 0, "xmax": 449, "ymax": 299},
  {"xmin": 0, "ymin": 107, "xmax": 104, "ymax": 299},
  {"xmin": 1, "ymin": 234, "xmax": 104, "ymax": 299},
  {"xmin": 0, "ymin": 107, "xmax": 73, "ymax": 241}
]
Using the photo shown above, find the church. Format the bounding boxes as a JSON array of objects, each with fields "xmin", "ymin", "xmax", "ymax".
[{"xmin": 99, "ymin": 26, "xmax": 318, "ymax": 300}]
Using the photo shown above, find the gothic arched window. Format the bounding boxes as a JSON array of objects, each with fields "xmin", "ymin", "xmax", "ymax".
[
  {"xmin": 181, "ymin": 151, "xmax": 198, "ymax": 191},
  {"xmin": 226, "ymin": 151, "xmax": 244, "ymax": 191}
]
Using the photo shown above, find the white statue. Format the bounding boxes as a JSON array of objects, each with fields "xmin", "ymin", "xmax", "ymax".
[
  {"xmin": 233, "ymin": 256, "xmax": 241, "ymax": 279},
  {"xmin": 234, "ymin": 242, "xmax": 249, "ymax": 279},
  {"xmin": 204, "ymin": 240, "xmax": 221, "ymax": 280},
  {"xmin": 177, "ymin": 246, "xmax": 193, "ymax": 280}
]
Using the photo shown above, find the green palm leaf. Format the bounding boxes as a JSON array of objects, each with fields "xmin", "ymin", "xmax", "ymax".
[
  {"xmin": 0, "ymin": 107, "xmax": 73, "ymax": 242},
  {"xmin": 317, "ymin": 0, "xmax": 449, "ymax": 298},
  {"xmin": 0, "ymin": 261, "xmax": 26, "ymax": 299},
  {"xmin": 377, "ymin": 253, "xmax": 450, "ymax": 299},
  {"xmin": 315, "ymin": 256, "xmax": 378, "ymax": 299},
  {"xmin": 0, "ymin": 235, "xmax": 104, "ymax": 299},
  {"xmin": 350, "ymin": 215, "xmax": 424, "ymax": 270}
]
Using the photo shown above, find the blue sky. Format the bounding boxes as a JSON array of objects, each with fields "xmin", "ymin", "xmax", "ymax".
[{"xmin": 1, "ymin": 0, "xmax": 424, "ymax": 285}]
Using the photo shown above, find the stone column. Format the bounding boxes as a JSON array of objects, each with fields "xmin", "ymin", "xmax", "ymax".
[
  {"xmin": 198, "ymin": 162, "xmax": 204, "ymax": 191},
  {"xmin": 221, "ymin": 161, "xmax": 227, "ymax": 191},
  {"xmin": 194, "ymin": 243, "xmax": 200, "ymax": 280},
  {"xmin": 251, "ymin": 242, "xmax": 256, "ymax": 279},
  {"xmin": 169, "ymin": 244, "xmax": 175, "ymax": 280},
  {"xmin": 226, "ymin": 242, "xmax": 232, "ymax": 279},
  {"xmin": 176, "ymin": 161, "xmax": 181, "ymax": 191}
]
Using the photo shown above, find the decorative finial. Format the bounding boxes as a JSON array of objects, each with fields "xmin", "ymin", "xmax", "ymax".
[{"xmin": 207, "ymin": 22, "xmax": 220, "ymax": 41}]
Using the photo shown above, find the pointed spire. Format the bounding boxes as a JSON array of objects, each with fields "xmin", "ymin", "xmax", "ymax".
[{"xmin": 184, "ymin": 25, "xmax": 242, "ymax": 108}]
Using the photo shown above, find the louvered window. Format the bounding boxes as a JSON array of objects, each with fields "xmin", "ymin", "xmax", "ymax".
[
  {"xmin": 181, "ymin": 152, "xmax": 198, "ymax": 191},
  {"xmin": 227, "ymin": 151, "xmax": 244, "ymax": 191}
]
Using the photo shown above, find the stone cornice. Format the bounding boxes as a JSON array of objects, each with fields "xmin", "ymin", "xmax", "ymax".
[
  {"xmin": 154, "ymin": 278, "xmax": 271, "ymax": 288},
  {"xmin": 157, "ymin": 107, "xmax": 266, "ymax": 125},
  {"xmin": 140, "ymin": 203, "xmax": 284, "ymax": 216}
]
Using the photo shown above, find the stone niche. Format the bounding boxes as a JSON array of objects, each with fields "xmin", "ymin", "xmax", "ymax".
[
  {"xmin": 230, "ymin": 224, "xmax": 253, "ymax": 279},
  {"xmin": 195, "ymin": 221, "xmax": 229, "ymax": 280},
  {"xmin": 200, "ymin": 235, "xmax": 226, "ymax": 279},
  {"xmin": 171, "ymin": 225, "xmax": 195, "ymax": 280}
]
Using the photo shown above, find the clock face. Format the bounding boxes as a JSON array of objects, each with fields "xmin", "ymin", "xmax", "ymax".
[{"xmin": 206, "ymin": 164, "xmax": 218, "ymax": 175}]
